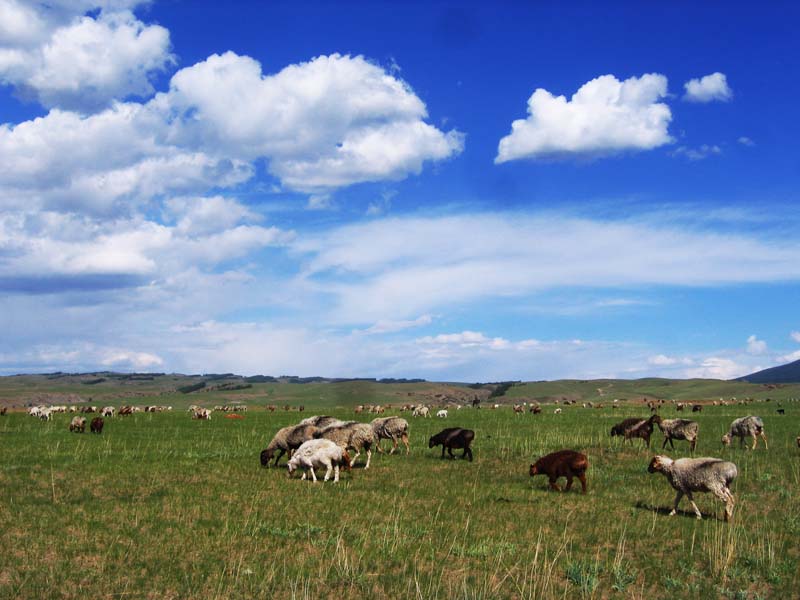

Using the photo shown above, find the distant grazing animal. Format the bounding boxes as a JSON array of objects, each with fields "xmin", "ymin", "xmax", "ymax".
[
  {"xmin": 676, "ymin": 403, "xmax": 685, "ymax": 412},
  {"xmin": 118, "ymin": 406, "xmax": 133, "ymax": 416},
  {"xmin": 652, "ymin": 415, "xmax": 699, "ymax": 452},
  {"xmin": 39, "ymin": 408, "xmax": 52, "ymax": 421},
  {"xmin": 513, "ymin": 405, "xmax": 524, "ymax": 414},
  {"xmin": 90, "ymin": 417, "xmax": 104, "ymax": 434},
  {"xmin": 69, "ymin": 416, "xmax": 86, "ymax": 433},
  {"xmin": 287, "ymin": 439, "xmax": 351, "ymax": 483},
  {"xmin": 553, "ymin": 408, "xmax": 562, "ymax": 415},
  {"xmin": 371, "ymin": 416, "xmax": 410, "ymax": 455},
  {"xmin": 530, "ymin": 405, "xmax": 542, "ymax": 414},
  {"xmin": 721, "ymin": 416, "xmax": 767, "ymax": 450},
  {"xmin": 529, "ymin": 450, "xmax": 588, "ymax": 493},
  {"xmin": 692, "ymin": 404, "xmax": 703, "ymax": 413},
  {"xmin": 192, "ymin": 408, "xmax": 211, "ymax": 420},
  {"xmin": 101, "ymin": 406, "xmax": 114, "ymax": 417},
  {"xmin": 0, "ymin": 407, "xmax": 6, "ymax": 416},
  {"xmin": 436, "ymin": 409, "xmax": 448, "ymax": 418},
  {"xmin": 260, "ymin": 424, "xmax": 320, "ymax": 468},
  {"xmin": 412, "ymin": 405, "xmax": 430, "ymax": 418},
  {"xmin": 648, "ymin": 455, "xmax": 738, "ymax": 521},
  {"xmin": 776, "ymin": 408, "xmax": 785, "ymax": 415},
  {"xmin": 428, "ymin": 428, "xmax": 474, "ymax": 461}
]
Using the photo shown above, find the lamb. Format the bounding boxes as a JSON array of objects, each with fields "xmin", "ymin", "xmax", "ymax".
[
  {"xmin": 371, "ymin": 416, "xmax": 410, "ymax": 455},
  {"xmin": 90, "ymin": 417, "xmax": 104, "ymax": 434},
  {"xmin": 647, "ymin": 455, "xmax": 738, "ymax": 521},
  {"xmin": 428, "ymin": 428, "xmax": 475, "ymax": 461},
  {"xmin": 436, "ymin": 409, "xmax": 448, "ymax": 418},
  {"xmin": 314, "ymin": 421, "xmax": 377, "ymax": 469},
  {"xmin": 529, "ymin": 450, "xmax": 588, "ymax": 493},
  {"xmin": 299, "ymin": 415, "xmax": 347, "ymax": 429},
  {"xmin": 721, "ymin": 416, "xmax": 768, "ymax": 450},
  {"xmin": 260, "ymin": 424, "xmax": 320, "ymax": 468},
  {"xmin": 287, "ymin": 439, "xmax": 351, "ymax": 483},
  {"xmin": 652, "ymin": 415, "xmax": 699, "ymax": 452},
  {"xmin": 69, "ymin": 416, "xmax": 86, "ymax": 433}
]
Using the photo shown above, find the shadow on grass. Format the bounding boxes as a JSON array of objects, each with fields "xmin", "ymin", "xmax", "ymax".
[{"xmin": 634, "ymin": 500, "xmax": 724, "ymax": 521}]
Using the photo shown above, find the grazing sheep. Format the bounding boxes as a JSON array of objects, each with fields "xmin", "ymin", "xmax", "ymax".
[
  {"xmin": 118, "ymin": 406, "xmax": 133, "ymax": 416},
  {"xmin": 0, "ymin": 407, "xmax": 6, "ymax": 416},
  {"xmin": 299, "ymin": 415, "xmax": 347, "ymax": 429},
  {"xmin": 692, "ymin": 404, "xmax": 703, "ymax": 413},
  {"xmin": 260, "ymin": 424, "xmax": 320, "ymax": 468},
  {"xmin": 553, "ymin": 408, "xmax": 562, "ymax": 415},
  {"xmin": 428, "ymin": 428, "xmax": 475, "ymax": 461},
  {"xmin": 721, "ymin": 416, "xmax": 768, "ymax": 450},
  {"xmin": 610, "ymin": 416, "xmax": 656, "ymax": 447},
  {"xmin": 287, "ymin": 439, "xmax": 351, "ymax": 483},
  {"xmin": 530, "ymin": 405, "xmax": 542, "ymax": 414},
  {"xmin": 412, "ymin": 405, "xmax": 430, "ymax": 418},
  {"xmin": 652, "ymin": 415, "xmax": 699, "ymax": 452},
  {"xmin": 314, "ymin": 421, "xmax": 377, "ymax": 469},
  {"xmin": 676, "ymin": 402, "xmax": 685, "ymax": 412},
  {"xmin": 776, "ymin": 408, "xmax": 785, "ymax": 415},
  {"xmin": 69, "ymin": 416, "xmax": 86, "ymax": 433},
  {"xmin": 371, "ymin": 416, "xmax": 410, "ymax": 455},
  {"xmin": 647, "ymin": 455, "xmax": 738, "ymax": 521},
  {"xmin": 101, "ymin": 406, "xmax": 115, "ymax": 417},
  {"xmin": 436, "ymin": 409, "xmax": 448, "ymax": 418},
  {"xmin": 529, "ymin": 450, "xmax": 588, "ymax": 493},
  {"xmin": 90, "ymin": 417, "xmax": 104, "ymax": 434},
  {"xmin": 39, "ymin": 408, "xmax": 52, "ymax": 421},
  {"xmin": 192, "ymin": 408, "xmax": 211, "ymax": 420}
]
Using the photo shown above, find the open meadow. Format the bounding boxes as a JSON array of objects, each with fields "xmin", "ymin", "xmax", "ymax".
[{"xmin": 1, "ymin": 378, "xmax": 799, "ymax": 599}]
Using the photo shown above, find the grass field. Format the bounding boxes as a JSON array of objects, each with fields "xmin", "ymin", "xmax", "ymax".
[{"xmin": 1, "ymin": 382, "xmax": 799, "ymax": 599}]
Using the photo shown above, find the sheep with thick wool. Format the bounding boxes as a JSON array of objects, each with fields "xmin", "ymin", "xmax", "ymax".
[
  {"xmin": 299, "ymin": 415, "xmax": 348, "ymax": 429},
  {"xmin": 722, "ymin": 416, "xmax": 767, "ymax": 450},
  {"xmin": 260, "ymin": 424, "xmax": 320, "ymax": 468},
  {"xmin": 371, "ymin": 416, "xmax": 410, "ymax": 455},
  {"xmin": 648, "ymin": 455, "xmax": 738, "ymax": 521},
  {"xmin": 287, "ymin": 439, "xmax": 351, "ymax": 483},
  {"xmin": 314, "ymin": 421, "xmax": 377, "ymax": 469},
  {"xmin": 652, "ymin": 415, "xmax": 699, "ymax": 452}
]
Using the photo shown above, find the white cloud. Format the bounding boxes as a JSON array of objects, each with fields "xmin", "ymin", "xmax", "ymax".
[
  {"xmin": 738, "ymin": 136, "xmax": 755, "ymax": 146},
  {"xmin": 495, "ymin": 73, "xmax": 672, "ymax": 162},
  {"xmin": 683, "ymin": 72, "xmax": 732, "ymax": 103},
  {"xmin": 363, "ymin": 314, "xmax": 433, "ymax": 334},
  {"xmin": 101, "ymin": 350, "xmax": 163, "ymax": 369},
  {"xmin": 780, "ymin": 349, "xmax": 800, "ymax": 363},
  {"xmin": 746, "ymin": 334, "xmax": 767, "ymax": 355},
  {"xmin": 671, "ymin": 144, "xmax": 722, "ymax": 161},
  {"xmin": 685, "ymin": 357, "xmax": 749, "ymax": 380},
  {"xmin": 295, "ymin": 212, "xmax": 800, "ymax": 323},
  {"xmin": 0, "ymin": 4, "xmax": 173, "ymax": 111},
  {"xmin": 790, "ymin": 331, "xmax": 800, "ymax": 343}
]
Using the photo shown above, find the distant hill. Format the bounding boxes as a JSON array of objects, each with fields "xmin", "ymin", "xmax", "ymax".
[{"xmin": 737, "ymin": 359, "xmax": 800, "ymax": 384}]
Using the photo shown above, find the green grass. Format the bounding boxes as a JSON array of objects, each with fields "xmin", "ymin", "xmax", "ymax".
[{"xmin": 0, "ymin": 400, "xmax": 798, "ymax": 598}]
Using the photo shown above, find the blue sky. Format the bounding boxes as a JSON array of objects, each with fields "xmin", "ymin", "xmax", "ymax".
[{"xmin": 1, "ymin": 0, "xmax": 799, "ymax": 380}]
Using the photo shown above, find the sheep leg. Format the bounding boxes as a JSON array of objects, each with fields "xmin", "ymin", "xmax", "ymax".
[
  {"xmin": 389, "ymin": 436, "xmax": 398, "ymax": 455},
  {"xmin": 686, "ymin": 492, "xmax": 702, "ymax": 520},
  {"xmin": 713, "ymin": 487, "xmax": 735, "ymax": 521},
  {"xmin": 300, "ymin": 470, "xmax": 307, "ymax": 481},
  {"xmin": 670, "ymin": 491, "xmax": 684, "ymax": 516},
  {"xmin": 564, "ymin": 476, "xmax": 574, "ymax": 492},
  {"xmin": 364, "ymin": 448, "xmax": 371, "ymax": 469},
  {"xmin": 323, "ymin": 462, "xmax": 332, "ymax": 482},
  {"xmin": 273, "ymin": 448, "xmax": 285, "ymax": 467},
  {"xmin": 349, "ymin": 449, "xmax": 360, "ymax": 468},
  {"xmin": 448, "ymin": 446, "xmax": 456, "ymax": 459},
  {"xmin": 661, "ymin": 437, "xmax": 669, "ymax": 450},
  {"xmin": 309, "ymin": 467, "xmax": 317, "ymax": 482},
  {"xmin": 401, "ymin": 433, "xmax": 410, "ymax": 455},
  {"xmin": 760, "ymin": 433, "xmax": 768, "ymax": 450},
  {"xmin": 464, "ymin": 446, "xmax": 473, "ymax": 462},
  {"xmin": 549, "ymin": 477, "xmax": 561, "ymax": 492},
  {"xmin": 690, "ymin": 438, "xmax": 697, "ymax": 453},
  {"xmin": 441, "ymin": 446, "xmax": 446, "ymax": 459},
  {"xmin": 333, "ymin": 464, "xmax": 340, "ymax": 483},
  {"xmin": 577, "ymin": 472, "xmax": 587, "ymax": 494},
  {"xmin": 375, "ymin": 440, "xmax": 385, "ymax": 454}
]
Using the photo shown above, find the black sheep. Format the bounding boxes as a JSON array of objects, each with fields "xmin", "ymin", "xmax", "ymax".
[{"xmin": 428, "ymin": 427, "xmax": 475, "ymax": 461}]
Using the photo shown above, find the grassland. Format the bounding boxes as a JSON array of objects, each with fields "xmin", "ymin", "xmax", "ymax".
[{"xmin": 0, "ymin": 376, "xmax": 799, "ymax": 599}]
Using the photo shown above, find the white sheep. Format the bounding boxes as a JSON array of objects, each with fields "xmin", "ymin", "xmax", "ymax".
[
  {"xmin": 371, "ymin": 416, "xmax": 410, "ymax": 455},
  {"xmin": 101, "ymin": 406, "xmax": 115, "ymax": 417},
  {"xmin": 722, "ymin": 416, "xmax": 767, "ymax": 450},
  {"xmin": 436, "ymin": 409, "xmax": 448, "ymax": 418},
  {"xmin": 412, "ymin": 405, "xmax": 430, "ymax": 418},
  {"xmin": 553, "ymin": 408, "xmax": 562, "ymax": 415},
  {"xmin": 648, "ymin": 455, "xmax": 738, "ymax": 521},
  {"xmin": 287, "ymin": 439, "xmax": 350, "ymax": 483}
]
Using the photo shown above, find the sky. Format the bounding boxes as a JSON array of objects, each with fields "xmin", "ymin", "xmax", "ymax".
[{"xmin": 1, "ymin": 0, "xmax": 799, "ymax": 381}]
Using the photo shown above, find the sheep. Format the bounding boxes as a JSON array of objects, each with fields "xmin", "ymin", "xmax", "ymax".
[
  {"xmin": 412, "ymin": 405, "xmax": 430, "ymax": 418},
  {"xmin": 553, "ymin": 408, "xmax": 562, "ymax": 415},
  {"xmin": 529, "ymin": 450, "xmax": 588, "ymax": 493},
  {"xmin": 39, "ymin": 408, "xmax": 52, "ymax": 421},
  {"xmin": 652, "ymin": 415, "xmax": 699, "ymax": 452},
  {"xmin": 610, "ymin": 416, "xmax": 656, "ymax": 447},
  {"xmin": 101, "ymin": 406, "xmax": 115, "ymax": 417},
  {"xmin": 371, "ymin": 416, "xmax": 410, "ymax": 455},
  {"xmin": 69, "ymin": 416, "xmax": 86, "ymax": 433},
  {"xmin": 314, "ymin": 421, "xmax": 377, "ymax": 469},
  {"xmin": 647, "ymin": 455, "xmax": 738, "ymax": 521},
  {"xmin": 436, "ymin": 409, "xmax": 448, "ymax": 418},
  {"xmin": 260, "ymin": 424, "xmax": 320, "ymax": 468},
  {"xmin": 192, "ymin": 408, "xmax": 211, "ymax": 420},
  {"xmin": 299, "ymin": 415, "xmax": 347, "ymax": 429},
  {"xmin": 692, "ymin": 404, "xmax": 703, "ymax": 413},
  {"xmin": 90, "ymin": 417, "xmax": 104, "ymax": 434},
  {"xmin": 428, "ymin": 428, "xmax": 474, "ymax": 461},
  {"xmin": 721, "ymin": 416, "xmax": 768, "ymax": 450},
  {"xmin": 530, "ymin": 405, "xmax": 542, "ymax": 414},
  {"xmin": 0, "ymin": 407, "xmax": 6, "ymax": 416},
  {"xmin": 287, "ymin": 439, "xmax": 351, "ymax": 483}
]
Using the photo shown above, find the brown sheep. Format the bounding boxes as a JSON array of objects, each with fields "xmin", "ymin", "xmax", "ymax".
[
  {"xmin": 90, "ymin": 417, "xmax": 104, "ymax": 434},
  {"xmin": 428, "ymin": 428, "xmax": 474, "ymax": 461},
  {"xmin": 529, "ymin": 450, "xmax": 588, "ymax": 493},
  {"xmin": 0, "ymin": 407, "xmax": 7, "ymax": 416}
]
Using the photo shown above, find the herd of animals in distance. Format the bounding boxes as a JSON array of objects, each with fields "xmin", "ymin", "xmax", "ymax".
[{"xmin": 13, "ymin": 396, "xmax": 800, "ymax": 523}]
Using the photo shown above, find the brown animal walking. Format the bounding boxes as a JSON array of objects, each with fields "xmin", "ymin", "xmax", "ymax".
[
  {"xmin": 529, "ymin": 450, "xmax": 588, "ymax": 493},
  {"xmin": 90, "ymin": 417, "xmax": 104, "ymax": 433}
]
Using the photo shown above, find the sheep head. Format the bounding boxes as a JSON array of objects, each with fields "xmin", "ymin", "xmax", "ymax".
[
  {"xmin": 647, "ymin": 455, "xmax": 671, "ymax": 473},
  {"xmin": 529, "ymin": 463, "xmax": 539, "ymax": 476},
  {"xmin": 341, "ymin": 450, "xmax": 352, "ymax": 471},
  {"xmin": 260, "ymin": 449, "xmax": 273, "ymax": 467},
  {"xmin": 428, "ymin": 436, "xmax": 437, "ymax": 448},
  {"xmin": 721, "ymin": 433, "xmax": 732, "ymax": 446}
]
